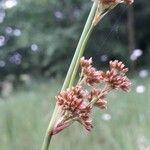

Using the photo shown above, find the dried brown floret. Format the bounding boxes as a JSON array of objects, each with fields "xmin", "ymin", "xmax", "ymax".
[{"xmin": 54, "ymin": 57, "xmax": 131, "ymax": 135}]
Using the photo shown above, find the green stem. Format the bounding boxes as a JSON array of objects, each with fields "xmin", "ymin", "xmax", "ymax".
[
  {"xmin": 61, "ymin": 1, "xmax": 97, "ymax": 90},
  {"xmin": 41, "ymin": 2, "xmax": 97, "ymax": 150},
  {"xmin": 41, "ymin": 132, "xmax": 52, "ymax": 150},
  {"xmin": 68, "ymin": 25, "xmax": 94, "ymax": 88},
  {"xmin": 41, "ymin": 108, "xmax": 61, "ymax": 150}
]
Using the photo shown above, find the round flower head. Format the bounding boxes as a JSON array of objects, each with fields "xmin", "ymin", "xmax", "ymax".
[{"xmin": 56, "ymin": 86, "xmax": 93, "ymax": 132}]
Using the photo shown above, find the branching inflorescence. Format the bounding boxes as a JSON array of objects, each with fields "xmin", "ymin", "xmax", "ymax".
[
  {"xmin": 53, "ymin": 58, "xmax": 131, "ymax": 135},
  {"xmin": 41, "ymin": 0, "xmax": 134, "ymax": 149},
  {"xmin": 92, "ymin": 0, "xmax": 134, "ymax": 26}
]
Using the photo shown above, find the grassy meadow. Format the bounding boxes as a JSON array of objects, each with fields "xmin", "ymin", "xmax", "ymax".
[{"xmin": 0, "ymin": 77, "xmax": 150, "ymax": 150}]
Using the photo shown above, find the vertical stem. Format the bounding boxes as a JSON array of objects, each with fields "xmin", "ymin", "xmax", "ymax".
[
  {"xmin": 61, "ymin": 1, "xmax": 97, "ymax": 90},
  {"xmin": 68, "ymin": 25, "xmax": 94, "ymax": 88},
  {"xmin": 41, "ymin": 133, "xmax": 52, "ymax": 150},
  {"xmin": 41, "ymin": 2, "xmax": 97, "ymax": 150}
]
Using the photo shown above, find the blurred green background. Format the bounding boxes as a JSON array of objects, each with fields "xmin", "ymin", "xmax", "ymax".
[{"xmin": 0, "ymin": 0, "xmax": 150, "ymax": 150}]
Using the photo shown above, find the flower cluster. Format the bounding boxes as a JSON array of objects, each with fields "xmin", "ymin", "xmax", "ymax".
[
  {"xmin": 88, "ymin": 88, "xmax": 107, "ymax": 109},
  {"xmin": 53, "ymin": 86, "xmax": 92, "ymax": 135},
  {"xmin": 100, "ymin": 0, "xmax": 134, "ymax": 5},
  {"xmin": 53, "ymin": 57, "xmax": 131, "ymax": 135},
  {"xmin": 92, "ymin": 0, "xmax": 134, "ymax": 26},
  {"xmin": 100, "ymin": 60, "xmax": 131, "ymax": 91},
  {"xmin": 80, "ymin": 57, "xmax": 131, "ymax": 92},
  {"xmin": 80, "ymin": 57, "xmax": 102, "ymax": 86}
]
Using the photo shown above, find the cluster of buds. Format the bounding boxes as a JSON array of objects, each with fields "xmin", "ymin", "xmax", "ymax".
[
  {"xmin": 52, "ymin": 86, "xmax": 92, "ymax": 135},
  {"xmin": 92, "ymin": 0, "xmax": 134, "ymax": 26},
  {"xmin": 100, "ymin": 0, "xmax": 134, "ymax": 5},
  {"xmin": 80, "ymin": 57, "xmax": 102, "ymax": 86},
  {"xmin": 101, "ymin": 60, "xmax": 131, "ymax": 91},
  {"xmin": 52, "ymin": 57, "xmax": 131, "ymax": 135}
]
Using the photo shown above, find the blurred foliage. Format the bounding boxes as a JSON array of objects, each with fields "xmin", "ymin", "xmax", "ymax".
[
  {"xmin": 0, "ymin": 78, "xmax": 150, "ymax": 149},
  {"xmin": 0, "ymin": 0, "xmax": 150, "ymax": 79}
]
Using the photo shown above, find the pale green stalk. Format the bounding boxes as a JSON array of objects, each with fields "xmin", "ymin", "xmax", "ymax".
[
  {"xmin": 68, "ymin": 25, "xmax": 94, "ymax": 88},
  {"xmin": 62, "ymin": 2, "xmax": 97, "ymax": 90}
]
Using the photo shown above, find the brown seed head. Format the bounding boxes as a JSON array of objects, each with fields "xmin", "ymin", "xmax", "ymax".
[
  {"xmin": 84, "ymin": 68, "xmax": 102, "ymax": 86},
  {"xmin": 101, "ymin": 70, "xmax": 131, "ymax": 91},
  {"xmin": 88, "ymin": 89, "xmax": 108, "ymax": 109},
  {"xmin": 88, "ymin": 88, "xmax": 101, "ymax": 100},
  {"xmin": 57, "ymin": 86, "xmax": 92, "ymax": 131},
  {"xmin": 100, "ymin": 0, "xmax": 134, "ymax": 5},
  {"xmin": 109, "ymin": 60, "xmax": 128, "ymax": 74},
  {"xmin": 80, "ymin": 57, "xmax": 92, "ymax": 68},
  {"xmin": 81, "ymin": 57, "xmax": 103, "ymax": 86}
]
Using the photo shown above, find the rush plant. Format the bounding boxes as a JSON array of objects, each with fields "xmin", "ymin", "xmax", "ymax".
[{"xmin": 41, "ymin": 0, "xmax": 134, "ymax": 150}]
